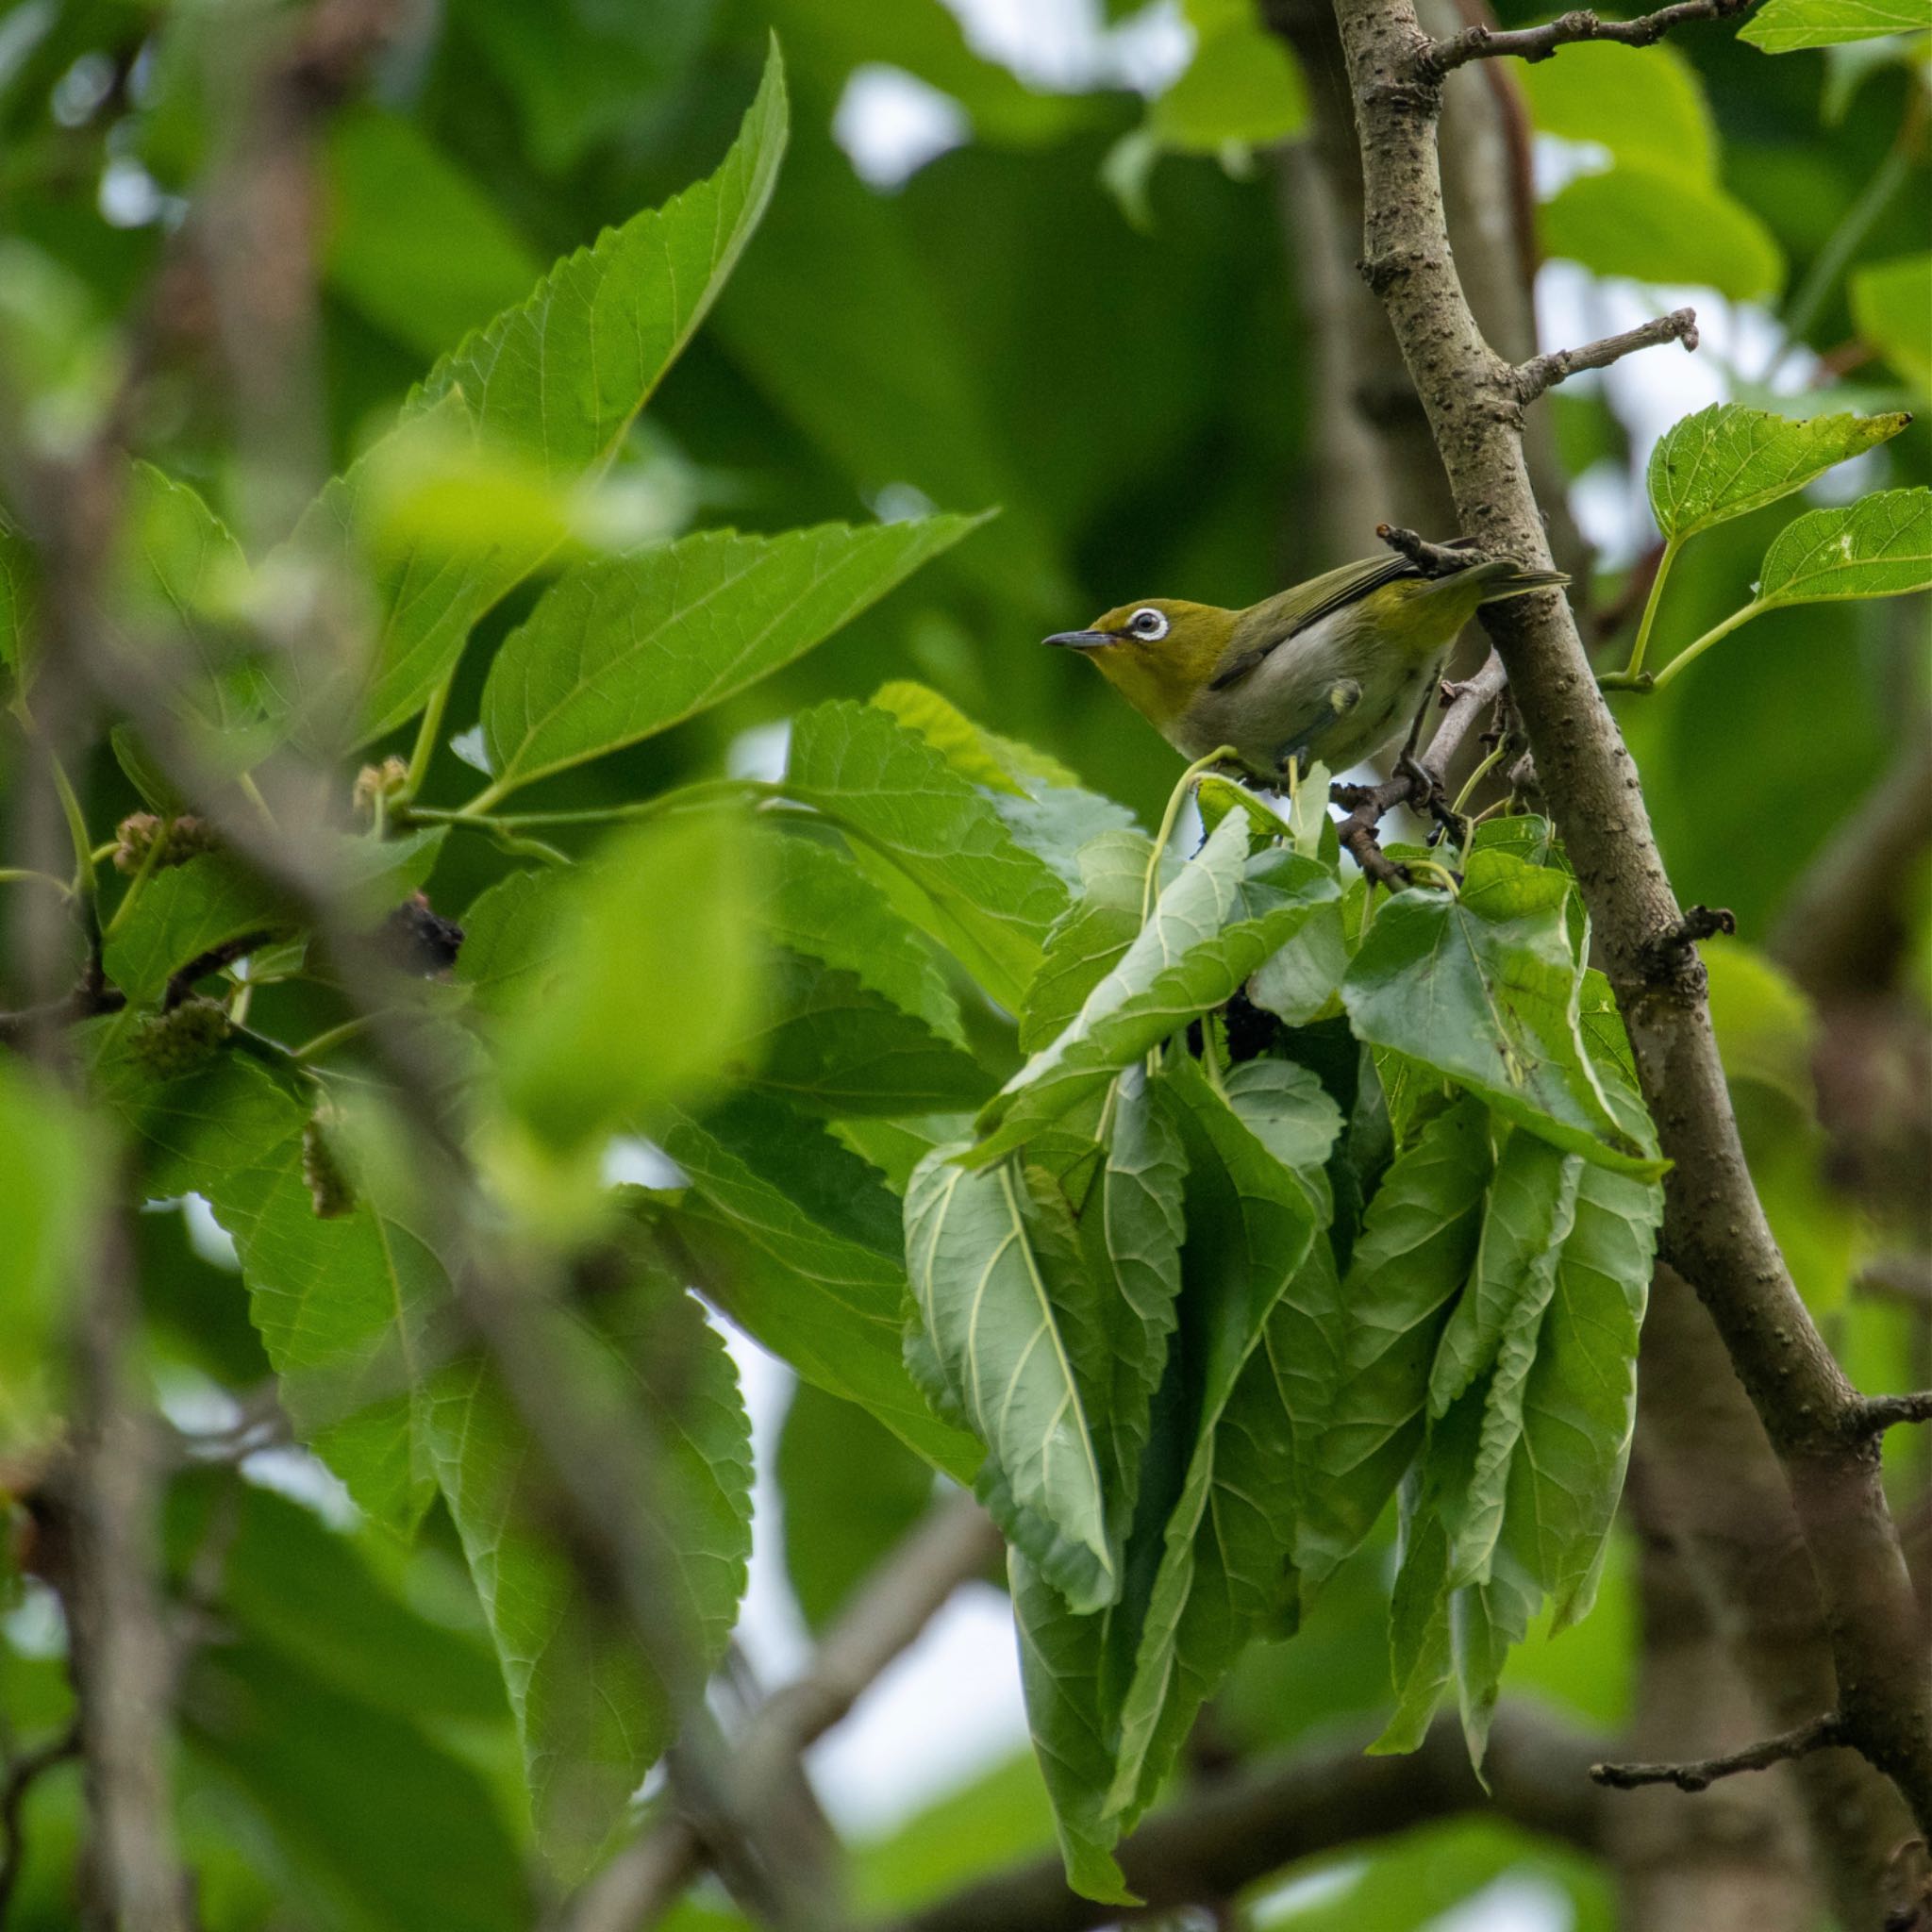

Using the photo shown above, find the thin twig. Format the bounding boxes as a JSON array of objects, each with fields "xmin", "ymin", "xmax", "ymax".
[
  {"xmin": 1857, "ymin": 1257, "xmax": 1932, "ymax": 1310},
  {"xmin": 1853, "ymin": 1393, "xmax": 1932, "ymax": 1437},
  {"xmin": 1515, "ymin": 308, "xmax": 1699, "ymax": 402},
  {"xmin": 162, "ymin": 928, "xmax": 284, "ymax": 1010},
  {"xmin": 0, "ymin": 983, "xmax": 126, "ymax": 1045},
  {"xmin": 1424, "ymin": 0, "xmax": 1757, "ymax": 74},
  {"xmin": 1592, "ymin": 1714, "xmax": 1847, "ymax": 1793},
  {"xmin": 1638, "ymin": 903, "xmax": 1737, "ymax": 984},
  {"xmin": 1325, "ymin": 647, "xmax": 1510, "ymax": 886},
  {"xmin": 1375, "ymin": 523, "xmax": 1484, "ymax": 575},
  {"xmin": 0, "ymin": 1724, "xmax": 81, "ymax": 1923}
]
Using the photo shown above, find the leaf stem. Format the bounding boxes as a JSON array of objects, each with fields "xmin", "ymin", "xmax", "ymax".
[
  {"xmin": 1450, "ymin": 746, "xmax": 1506, "ymax": 818},
  {"xmin": 237, "ymin": 772, "xmax": 278, "ymax": 830},
  {"xmin": 1143, "ymin": 746, "xmax": 1237, "ymax": 924},
  {"xmin": 103, "ymin": 814, "xmax": 169, "ymax": 939},
  {"xmin": 1648, "ymin": 600, "xmax": 1767, "ymax": 693},
  {"xmin": 1773, "ymin": 139, "xmax": 1913, "ymax": 378},
  {"xmin": 1621, "ymin": 536, "xmax": 1679, "ymax": 684},
  {"xmin": 408, "ymin": 778, "xmax": 767, "ymax": 832},
  {"xmin": 291, "ymin": 1014, "xmax": 378, "ymax": 1063},
  {"xmin": 49, "ymin": 754, "xmax": 96, "ymax": 904},
  {"xmin": 399, "ymin": 675, "xmax": 454, "ymax": 806},
  {"xmin": 0, "ymin": 868, "xmax": 75, "ymax": 897}
]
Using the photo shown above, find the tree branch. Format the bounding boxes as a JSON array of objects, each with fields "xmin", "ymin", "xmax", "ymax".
[
  {"xmin": 1593, "ymin": 1715, "xmax": 1848, "ymax": 1794},
  {"xmin": 1514, "ymin": 308, "xmax": 1700, "ymax": 402},
  {"xmin": 58, "ymin": 1206, "xmax": 191, "ymax": 1932},
  {"xmin": 1852, "ymin": 1393, "xmax": 1932, "ymax": 1436},
  {"xmin": 1375, "ymin": 522, "xmax": 1484, "ymax": 575},
  {"xmin": 1331, "ymin": 0, "xmax": 1932, "ymax": 1840},
  {"xmin": 1424, "ymin": 0, "xmax": 1757, "ymax": 74},
  {"xmin": 1769, "ymin": 729, "xmax": 1932, "ymax": 1003},
  {"xmin": 570, "ymin": 1494, "xmax": 1004, "ymax": 1932},
  {"xmin": 886, "ymin": 1706, "xmax": 1606, "ymax": 1932},
  {"xmin": 0, "ymin": 1724, "xmax": 81, "ymax": 1923}
]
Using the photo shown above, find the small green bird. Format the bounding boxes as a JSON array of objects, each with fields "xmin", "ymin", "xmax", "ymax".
[{"xmin": 1045, "ymin": 554, "xmax": 1567, "ymax": 781}]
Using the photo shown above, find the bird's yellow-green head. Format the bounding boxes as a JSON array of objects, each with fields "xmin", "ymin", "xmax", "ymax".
[{"xmin": 1043, "ymin": 599, "xmax": 1237, "ymax": 731}]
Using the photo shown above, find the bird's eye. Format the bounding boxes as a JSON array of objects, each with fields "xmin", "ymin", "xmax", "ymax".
[{"xmin": 1128, "ymin": 608, "xmax": 1169, "ymax": 641}]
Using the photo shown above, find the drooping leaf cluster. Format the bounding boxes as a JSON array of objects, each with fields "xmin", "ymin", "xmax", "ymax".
[{"xmin": 1, "ymin": 4, "xmax": 1927, "ymax": 1922}]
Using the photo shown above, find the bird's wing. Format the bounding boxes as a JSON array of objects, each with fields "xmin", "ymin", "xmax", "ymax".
[{"xmin": 1207, "ymin": 556, "xmax": 1420, "ymax": 692}]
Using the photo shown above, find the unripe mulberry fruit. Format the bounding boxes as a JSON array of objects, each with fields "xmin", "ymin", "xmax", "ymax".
[
  {"xmin": 112, "ymin": 813, "xmax": 219, "ymax": 874},
  {"xmin": 131, "ymin": 997, "xmax": 230, "ymax": 1074},
  {"xmin": 301, "ymin": 1118, "xmax": 355, "ymax": 1219}
]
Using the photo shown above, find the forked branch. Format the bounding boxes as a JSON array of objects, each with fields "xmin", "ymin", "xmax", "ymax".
[
  {"xmin": 1424, "ymin": 0, "xmax": 1757, "ymax": 74},
  {"xmin": 1593, "ymin": 1714, "xmax": 1848, "ymax": 1793}
]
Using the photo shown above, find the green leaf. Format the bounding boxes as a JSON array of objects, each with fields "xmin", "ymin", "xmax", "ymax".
[
  {"xmin": 104, "ymin": 831, "xmax": 443, "ymax": 1008},
  {"xmin": 1104, "ymin": 1057, "xmax": 1339, "ymax": 1823},
  {"xmin": 1302, "ymin": 1095, "xmax": 1493, "ymax": 1585},
  {"xmin": 1443, "ymin": 1161, "xmax": 1580, "ymax": 1589},
  {"xmin": 1151, "ymin": 11, "xmax": 1308, "ymax": 151},
  {"xmin": 180, "ymin": 1482, "xmax": 505, "ymax": 1724},
  {"xmin": 0, "ymin": 520, "xmax": 35, "ymax": 678},
  {"xmin": 1081, "ymin": 1065, "xmax": 1189, "ymax": 1547},
  {"xmin": 412, "ymin": 43, "xmax": 784, "ymax": 477},
  {"xmin": 1008, "ymin": 1056, "xmax": 1336, "ymax": 1906},
  {"xmin": 323, "ymin": 108, "xmax": 542, "ymax": 362},
  {"xmin": 1542, "ymin": 166, "xmax": 1783, "ymax": 302},
  {"xmin": 904, "ymin": 1150, "xmax": 1115, "ymax": 1611},
  {"xmin": 104, "ymin": 1050, "xmax": 443, "ymax": 1531},
  {"xmin": 1500, "ymin": 1158, "xmax": 1659, "ymax": 1627},
  {"xmin": 974, "ymin": 815, "xmax": 1339, "ymax": 1164},
  {"xmin": 737, "ymin": 948, "xmax": 991, "ymax": 1118},
  {"xmin": 872, "ymin": 681, "xmax": 1141, "ymax": 891},
  {"xmin": 455, "ymin": 868, "xmax": 573, "ymax": 1020},
  {"xmin": 427, "ymin": 1272, "xmax": 751, "ymax": 1876},
  {"xmin": 1246, "ymin": 892, "xmax": 1349, "ymax": 1028},
  {"xmin": 1019, "ymin": 830, "xmax": 1160, "ymax": 1054},
  {"xmin": 108, "ymin": 464, "xmax": 275, "ymax": 766},
  {"xmin": 0, "ymin": 1063, "xmax": 97, "ymax": 1451},
  {"xmin": 1851, "ymin": 254, "xmax": 1932, "ymax": 394},
  {"xmin": 759, "ymin": 830, "xmax": 963, "ymax": 1045},
  {"xmin": 1645, "ymin": 403, "xmax": 1911, "ymax": 541},
  {"xmin": 1008, "ymin": 1550, "xmax": 1140, "ymax": 1907},
  {"xmin": 477, "ymin": 516, "xmax": 986, "ymax": 798},
  {"xmin": 659, "ymin": 1095, "xmax": 981, "ymax": 1480},
  {"xmin": 274, "ymin": 44, "xmax": 788, "ymax": 746},
  {"xmin": 1517, "ymin": 44, "xmax": 1714, "ymax": 175},
  {"xmin": 778, "ymin": 1382, "xmax": 937, "ymax": 1634},
  {"xmin": 1341, "ymin": 851, "xmax": 1661, "ymax": 1175},
  {"xmin": 498, "ymin": 811, "xmax": 763, "ymax": 1150},
  {"xmin": 1741, "ymin": 0, "xmax": 1931, "ymax": 51},
  {"xmin": 101, "ymin": 858, "xmax": 279, "ymax": 1009},
  {"xmin": 1756, "ymin": 488, "xmax": 1932, "ymax": 608},
  {"xmin": 183, "ymin": 1639, "xmax": 531, "ymax": 1932},
  {"xmin": 786, "ymin": 700, "xmax": 1069, "ymax": 1012},
  {"xmin": 1428, "ymin": 1130, "xmax": 1582, "ymax": 1422}
]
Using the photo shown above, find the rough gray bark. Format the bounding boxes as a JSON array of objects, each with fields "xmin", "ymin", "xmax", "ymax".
[
  {"xmin": 1637, "ymin": 1267, "xmax": 1909, "ymax": 1929},
  {"xmin": 1325, "ymin": 0, "xmax": 1932, "ymax": 1840}
]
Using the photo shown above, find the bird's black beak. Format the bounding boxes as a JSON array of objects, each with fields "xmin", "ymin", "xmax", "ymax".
[{"xmin": 1043, "ymin": 629, "xmax": 1115, "ymax": 651}]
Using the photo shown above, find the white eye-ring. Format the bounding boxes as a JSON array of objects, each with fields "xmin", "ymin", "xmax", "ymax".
[{"xmin": 1127, "ymin": 607, "xmax": 1169, "ymax": 641}]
